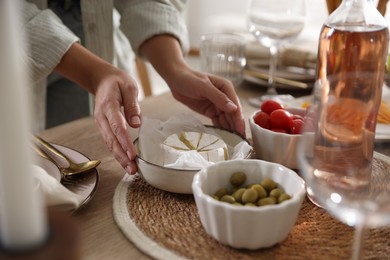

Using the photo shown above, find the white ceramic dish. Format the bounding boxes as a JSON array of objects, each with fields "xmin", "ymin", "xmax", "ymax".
[
  {"xmin": 35, "ymin": 144, "xmax": 99, "ymax": 212},
  {"xmin": 192, "ymin": 159, "xmax": 305, "ymax": 250},
  {"xmin": 134, "ymin": 126, "xmax": 252, "ymax": 194},
  {"xmin": 244, "ymin": 60, "xmax": 315, "ymax": 89},
  {"xmin": 249, "ymin": 108, "xmax": 305, "ymax": 169},
  {"xmin": 282, "ymin": 91, "xmax": 390, "ymax": 142}
]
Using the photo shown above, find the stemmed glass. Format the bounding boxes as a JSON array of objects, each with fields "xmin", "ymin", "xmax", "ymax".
[
  {"xmin": 246, "ymin": 0, "xmax": 306, "ymax": 106},
  {"xmin": 297, "ymin": 73, "xmax": 390, "ymax": 260}
]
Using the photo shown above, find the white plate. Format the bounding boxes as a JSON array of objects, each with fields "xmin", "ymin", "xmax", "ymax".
[
  {"xmin": 281, "ymin": 90, "xmax": 390, "ymax": 142},
  {"xmin": 244, "ymin": 75, "xmax": 314, "ymax": 90},
  {"xmin": 375, "ymin": 124, "xmax": 390, "ymax": 141},
  {"xmin": 244, "ymin": 61, "xmax": 316, "ymax": 89},
  {"xmin": 376, "ymin": 87, "xmax": 390, "ymax": 141},
  {"xmin": 247, "ymin": 62, "xmax": 316, "ymax": 81},
  {"xmin": 35, "ymin": 144, "xmax": 99, "ymax": 212}
]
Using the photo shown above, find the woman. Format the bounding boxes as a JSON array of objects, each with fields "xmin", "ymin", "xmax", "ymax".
[{"xmin": 24, "ymin": 0, "xmax": 245, "ymax": 174}]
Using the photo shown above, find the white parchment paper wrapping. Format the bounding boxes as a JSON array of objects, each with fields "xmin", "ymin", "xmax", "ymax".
[{"xmin": 138, "ymin": 114, "xmax": 252, "ymax": 170}]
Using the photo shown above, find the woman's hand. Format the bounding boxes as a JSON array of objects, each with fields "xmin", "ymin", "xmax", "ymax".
[
  {"xmin": 140, "ymin": 35, "xmax": 246, "ymax": 138},
  {"xmin": 166, "ymin": 68, "xmax": 246, "ymax": 137},
  {"xmin": 93, "ymin": 68, "xmax": 141, "ymax": 175},
  {"xmin": 54, "ymin": 43, "xmax": 141, "ymax": 174}
]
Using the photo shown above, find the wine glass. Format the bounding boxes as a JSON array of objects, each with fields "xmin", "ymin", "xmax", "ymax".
[
  {"xmin": 246, "ymin": 0, "xmax": 306, "ymax": 106},
  {"xmin": 297, "ymin": 73, "xmax": 390, "ymax": 260}
]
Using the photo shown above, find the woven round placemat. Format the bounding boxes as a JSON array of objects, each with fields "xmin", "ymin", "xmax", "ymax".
[{"xmin": 113, "ymin": 154, "xmax": 390, "ymax": 260}]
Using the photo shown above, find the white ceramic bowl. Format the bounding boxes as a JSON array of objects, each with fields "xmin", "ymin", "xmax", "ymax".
[
  {"xmin": 192, "ymin": 159, "xmax": 305, "ymax": 250},
  {"xmin": 249, "ymin": 108, "xmax": 305, "ymax": 169},
  {"xmin": 134, "ymin": 126, "xmax": 252, "ymax": 194}
]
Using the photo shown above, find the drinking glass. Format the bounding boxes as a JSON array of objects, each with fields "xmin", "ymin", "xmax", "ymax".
[
  {"xmin": 246, "ymin": 0, "xmax": 306, "ymax": 105},
  {"xmin": 297, "ymin": 73, "xmax": 390, "ymax": 260},
  {"xmin": 200, "ymin": 33, "xmax": 246, "ymax": 86}
]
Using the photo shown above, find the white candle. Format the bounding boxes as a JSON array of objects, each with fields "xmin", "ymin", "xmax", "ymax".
[{"xmin": 0, "ymin": 0, "xmax": 48, "ymax": 250}]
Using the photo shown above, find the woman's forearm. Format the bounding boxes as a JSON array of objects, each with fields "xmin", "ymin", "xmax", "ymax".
[
  {"xmin": 54, "ymin": 42, "xmax": 114, "ymax": 94},
  {"xmin": 139, "ymin": 34, "xmax": 189, "ymax": 81}
]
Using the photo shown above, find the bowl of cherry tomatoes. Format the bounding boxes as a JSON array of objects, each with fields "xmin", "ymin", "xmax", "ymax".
[{"xmin": 249, "ymin": 100, "xmax": 309, "ymax": 169}]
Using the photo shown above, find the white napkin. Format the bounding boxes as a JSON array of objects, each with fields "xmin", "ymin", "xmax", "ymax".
[{"xmin": 32, "ymin": 165, "xmax": 84, "ymax": 211}]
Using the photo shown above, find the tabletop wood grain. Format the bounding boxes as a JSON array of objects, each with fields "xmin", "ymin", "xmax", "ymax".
[{"xmin": 39, "ymin": 82, "xmax": 389, "ymax": 259}]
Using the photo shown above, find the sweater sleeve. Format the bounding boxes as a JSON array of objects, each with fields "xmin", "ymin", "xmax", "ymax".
[
  {"xmin": 21, "ymin": 1, "xmax": 79, "ymax": 84},
  {"xmin": 114, "ymin": 0, "xmax": 189, "ymax": 57}
]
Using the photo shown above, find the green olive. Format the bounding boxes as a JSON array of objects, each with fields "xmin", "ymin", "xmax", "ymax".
[
  {"xmin": 215, "ymin": 172, "xmax": 291, "ymax": 208},
  {"xmin": 257, "ymin": 197, "xmax": 277, "ymax": 206},
  {"xmin": 246, "ymin": 183, "xmax": 257, "ymax": 188},
  {"xmin": 269, "ymin": 188, "xmax": 283, "ymax": 199},
  {"xmin": 211, "ymin": 195, "xmax": 219, "ymax": 200},
  {"xmin": 278, "ymin": 193, "xmax": 292, "ymax": 203},
  {"xmin": 230, "ymin": 172, "xmax": 246, "ymax": 187},
  {"xmin": 242, "ymin": 188, "xmax": 258, "ymax": 204},
  {"xmin": 250, "ymin": 184, "xmax": 267, "ymax": 199},
  {"xmin": 232, "ymin": 188, "xmax": 246, "ymax": 203},
  {"xmin": 231, "ymin": 186, "xmax": 239, "ymax": 193},
  {"xmin": 261, "ymin": 178, "xmax": 277, "ymax": 192},
  {"xmin": 220, "ymin": 195, "xmax": 236, "ymax": 204},
  {"xmin": 214, "ymin": 188, "xmax": 229, "ymax": 199}
]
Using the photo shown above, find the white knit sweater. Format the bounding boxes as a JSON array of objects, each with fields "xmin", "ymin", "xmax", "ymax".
[
  {"xmin": 115, "ymin": 0, "xmax": 189, "ymax": 57},
  {"xmin": 24, "ymin": 0, "xmax": 189, "ymax": 83},
  {"xmin": 23, "ymin": 0, "xmax": 189, "ymax": 131},
  {"xmin": 22, "ymin": 1, "xmax": 79, "ymax": 84}
]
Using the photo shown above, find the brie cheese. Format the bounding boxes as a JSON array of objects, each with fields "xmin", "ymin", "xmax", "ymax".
[{"xmin": 161, "ymin": 132, "xmax": 228, "ymax": 165}]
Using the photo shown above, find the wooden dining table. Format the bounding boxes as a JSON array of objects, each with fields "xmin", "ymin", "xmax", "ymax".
[{"xmin": 38, "ymin": 81, "xmax": 390, "ymax": 259}]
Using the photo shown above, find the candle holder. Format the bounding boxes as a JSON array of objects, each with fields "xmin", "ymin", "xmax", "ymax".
[{"xmin": 0, "ymin": 210, "xmax": 81, "ymax": 260}]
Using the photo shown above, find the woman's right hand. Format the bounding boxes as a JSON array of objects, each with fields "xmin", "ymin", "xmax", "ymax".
[
  {"xmin": 55, "ymin": 43, "xmax": 142, "ymax": 174},
  {"xmin": 93, "ymin": 67, "xmax": 141, "ymax": 175}
]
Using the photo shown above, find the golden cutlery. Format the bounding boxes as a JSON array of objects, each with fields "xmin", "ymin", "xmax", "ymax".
[
  {"xmin": 33, "ymin": 135, "xmax": 101, "ymax": 177},
  {"xmin": 32, "ymin": 145, "xmax": 78, "ymax": 185},
  {"xmin": 244, "ymin": 69, "xmax": 310, "ymax": 89}
]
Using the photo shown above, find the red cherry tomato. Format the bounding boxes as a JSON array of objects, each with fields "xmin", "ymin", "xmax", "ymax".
[
  {"xmin": 269, "ymin": 109, "xmax": 293, "ymax": 131},
  {"xmin": 292, "ymin": 114, "xmax": 304, "ymax": 121},
  {"xmin": 260, "ymin": 100, "xmax": 284, "ymax": 115},
  {"xmin": 290, "ymin": 119, "xmax": 304, "ymax": 134},
  {"xmin": 254, "ymin": 111, "xmax": 270, "ymax": 129}
]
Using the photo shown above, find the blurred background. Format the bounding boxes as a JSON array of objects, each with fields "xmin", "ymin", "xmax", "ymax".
[{"xmin": 42, "ymin": 0, "xmax": 388, "ymax": 129}]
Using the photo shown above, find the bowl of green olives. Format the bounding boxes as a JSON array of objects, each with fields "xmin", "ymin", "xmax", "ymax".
[{"xmin": 192, "ymin": 159, "xmax": 305, "ymax": 249}]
